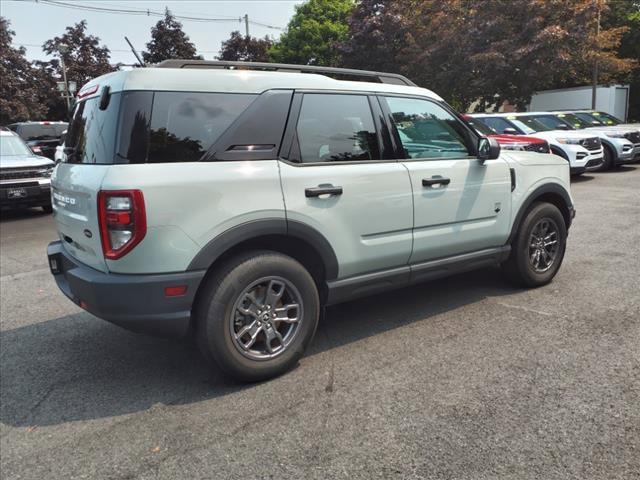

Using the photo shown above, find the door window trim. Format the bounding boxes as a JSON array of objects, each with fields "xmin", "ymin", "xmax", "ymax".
[
  {"xmin": 378, "ymin": 94, "xmax": 481, "ymax": 162},
  {"xmin": 278, "ymin": 90, "xmax": 398, "ymax": 167}
]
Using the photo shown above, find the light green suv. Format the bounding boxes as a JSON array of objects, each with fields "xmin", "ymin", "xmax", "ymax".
[{"xmin": 47, "ymin": 61, "xmax": 574, "ymax": 381}]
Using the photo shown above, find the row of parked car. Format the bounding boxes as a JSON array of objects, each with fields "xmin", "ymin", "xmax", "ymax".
[{"xmin": 466, "ymin": 110, "xmax": 640, "ymax": 174}]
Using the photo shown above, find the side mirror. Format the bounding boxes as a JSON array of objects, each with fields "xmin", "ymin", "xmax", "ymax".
[
  {"xmin": 478, "ymin": 136, "xmax": 501, "ymax": 163},
  {"xmin": 503, "ymin": 127, "xmax": 519, "ymax": 135}
]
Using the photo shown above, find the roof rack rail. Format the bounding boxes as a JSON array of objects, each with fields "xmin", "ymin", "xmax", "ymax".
[{"xmin": 155, "ymin": 59, "xmax": 417, "ymax": 87}]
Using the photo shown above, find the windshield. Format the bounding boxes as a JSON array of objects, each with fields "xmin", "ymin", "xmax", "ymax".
[
  {"xmin": 558, "ymin": 113, "xmax": 591, "ymax": 129},
  {"xmin": 1, "ymin": 135, "xmax": 33, "ymax": 156},
  {"xmin": 575, "ymin": 112, "xmax": 604, "ymax": 126},
  {"xmin": 465, "ymin": 117, "xmax": 495, "ymax": 136},
  {"xmin": 593, "ymin": 111, "xmax": 621, "ymax": 125},
  {"xmin": 509, "ymin": 117, "xmax": 552, "ymax": 133},
  {"xmin": 526, "ymin": 115, "xmax": 573, "ymax": 131}
]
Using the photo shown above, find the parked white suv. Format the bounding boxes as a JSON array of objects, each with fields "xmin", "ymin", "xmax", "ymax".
[
  {"xmin": 516, "ymin": 112, "xmax": 637, "ymax": 170},
  {"xmin": 48, "ymin": 61, "xmax": 575, "ymax": 381},
  {"xmin": 471, "ymin": 113, "xmax": 604, "ymax": 174}
]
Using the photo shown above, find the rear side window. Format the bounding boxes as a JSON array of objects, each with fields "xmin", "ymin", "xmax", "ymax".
[
  {"xmin": 147, "ymin": 92, "xmax": 255, "ymax": 163},
  {"xmin": 295, "ymin": 94, "xmax": 380, "ymax": 163},
  {"xmin": 68, "ymin": 91, "xmax": 256, "ymax": 164}
]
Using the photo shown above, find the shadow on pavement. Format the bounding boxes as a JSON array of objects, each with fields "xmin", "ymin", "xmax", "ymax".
[
  {"xmin": 0, "ymin": 267, "xmax": 519, "ymax": 427},
  {"xmin": 0, "ymin": 208, "xmax": 51, "ymax": 223}
]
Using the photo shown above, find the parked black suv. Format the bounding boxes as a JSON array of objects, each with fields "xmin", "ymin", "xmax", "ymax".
[{"xmin": 8, "ymin": 122, "xmax": 68, "ymax": 160}]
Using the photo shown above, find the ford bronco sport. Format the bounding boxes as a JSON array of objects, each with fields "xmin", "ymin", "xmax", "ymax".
[{"xmin": 47, "ymin": 61, "xmax": 574, "ymax": 381}]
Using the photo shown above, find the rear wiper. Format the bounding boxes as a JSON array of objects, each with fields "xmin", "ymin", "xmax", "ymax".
[{"xmin": 63, "ymin": 146, "xmax": 82, "ymax": 161}]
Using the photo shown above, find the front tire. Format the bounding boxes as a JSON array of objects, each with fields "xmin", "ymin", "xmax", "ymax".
[
  {"xmin": 196, "ymin": 251, "xmax": 320, "ymax": 382},
  {"xmin": 502, "ymin": 202, "xmax": 567, "ymax": 288}
]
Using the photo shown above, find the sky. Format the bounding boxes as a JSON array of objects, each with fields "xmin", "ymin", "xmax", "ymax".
[{"xmin": 1, "ymin": 0, "xmax": 303, "ymax": 64}]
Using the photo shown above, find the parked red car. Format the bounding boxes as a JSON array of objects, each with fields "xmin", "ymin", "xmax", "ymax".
[{"xmin": 462, "ymin": 115, "xmax": 550, "ymax": 153}]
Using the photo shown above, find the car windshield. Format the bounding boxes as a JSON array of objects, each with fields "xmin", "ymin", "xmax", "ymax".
[
  {"xmin": 0, "ymin": 135, "xmax": 33, "ymax": 156},
  {"xmin": 527, "ymin": 115, "xmax": 574, "ymax": 131},
  {"xmin": 509, "ymin": 117, "xmax": 552, "ymax": 133},
  {"xmin": 574, "ymin": 112, "xmax": 604, "ymax": 126},
  {"xmin": 465, "ymin": 117, "xmax": 495, "ymax": 136},
  {"xmin": 557, "ymin": 113, "xmax": 591, "ymax": 129},
  {"xmin": 592, "ymin": 111, "xmax": 621, "ymax": 125}
]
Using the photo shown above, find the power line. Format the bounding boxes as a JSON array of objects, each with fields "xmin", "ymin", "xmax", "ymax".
[
  {"xmin": 13, "ymin": 0, "xmax": 285, "ymax": 29},
  {"xmin": 16, "ymin": 42, "xmax": 221, "ymax": 54}
]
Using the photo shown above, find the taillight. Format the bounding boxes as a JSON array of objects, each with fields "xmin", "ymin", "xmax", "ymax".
[{"xmin": 98, "ymin": 190, "xmax": 146, "ymax": 260}]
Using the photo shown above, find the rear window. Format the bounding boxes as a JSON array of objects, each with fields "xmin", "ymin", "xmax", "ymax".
[
  {"xmin": 13, "ymin": 123, "xmax": 67, "ymax": 141},
  {"xmin": 65, "ymin": 91, "xmax": 256, "ymax": 164}
]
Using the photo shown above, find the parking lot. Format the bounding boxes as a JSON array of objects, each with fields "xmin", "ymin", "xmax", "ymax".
[{"xmin": 0, "ymin": 166, "xmax": 638, "ymax": 479}]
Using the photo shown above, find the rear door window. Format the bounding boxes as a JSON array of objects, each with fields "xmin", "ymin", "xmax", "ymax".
[{"xmin": 295, "ymin": 94, "xmax": 380, "ymax": 163}]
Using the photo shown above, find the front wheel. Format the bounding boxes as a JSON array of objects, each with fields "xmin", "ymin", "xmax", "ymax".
[
  {"xmin": 196, "ymin": 251, "xmax": 320, "ymax": 382},
  {"xmin": 502, "ymin": 202, "xmax": 567, "ymax": 287}
]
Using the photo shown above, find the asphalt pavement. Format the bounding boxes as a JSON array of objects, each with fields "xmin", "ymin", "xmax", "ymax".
[{"xmin": 1, "ymin": 166, "xmax": 639, "ymax": 480}]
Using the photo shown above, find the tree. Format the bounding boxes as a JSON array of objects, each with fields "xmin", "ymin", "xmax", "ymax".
[
  {"xmin": 42, "ymin": 20, "xmax": 114, "ymax": 89},
  {"xmin": 142, "ymin": 8, "xmax": 202, "ymax": 64},
  {"xmin": 218, "ymin": 31, "xmax": 273, "ymax": 62},
  {"xmin": 339, "ymin": 0, "xmax": 408, "ymax": 74},
  {"xmin": 340, "ymin": 0, "xmax": 637, "ymax": 112},
  {"xmin": 602, "ymin": 0, "xmax": 640, "ymax": 120},
  {"xmin": 269, "ymin": 0, "xmax": 355, "ymax": 66},
  {"xmin": 0, "ymin": 17, "xmax": 48, "ymax": 123}
]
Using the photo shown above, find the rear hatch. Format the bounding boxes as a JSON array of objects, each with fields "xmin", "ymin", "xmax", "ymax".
[{"xmin": 51, "ymin": 90, "xmax": 120, "ymax": 272}]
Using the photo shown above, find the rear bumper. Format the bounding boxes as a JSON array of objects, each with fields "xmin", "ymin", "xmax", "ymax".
[{"xmin": 47, "ymin": 241, "xmax": 206, "ymax": 337}]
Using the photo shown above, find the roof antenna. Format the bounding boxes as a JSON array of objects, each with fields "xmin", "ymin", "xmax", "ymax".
[{"xmin": 125, "ymin": 36, "xmax": 145, "ymax": 67}]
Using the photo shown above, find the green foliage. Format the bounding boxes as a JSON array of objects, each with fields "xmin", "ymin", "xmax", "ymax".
[
  {"xmin": 268, "ymin": 0, "xmax": 355, "ymax": 66},
  {"xmin": 218, "ymin": 31, "xmax": 273, "ymax": 62},
  {"xmin": 340, "ymin": 0, "xmax": 638, "ymax": 112},
  {"xmin": 0, "ymin": 17, "xmax": 49, "ymax": 123},
  {"xmin": 142, "ymin": 8, "xmax": 202, "ymax": 64}
]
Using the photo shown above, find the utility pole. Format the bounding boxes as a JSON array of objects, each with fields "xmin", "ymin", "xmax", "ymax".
[
  {"xmin": 591, "ymin": 0, "xmax": 601, "ymax": 109},
  {"xmin": 243, "ymin": 14, "xmax": 249, "ymax": 38},
  {"xmin": 58, "ymin": 44, "xmax": 70, "ymax": 111}
]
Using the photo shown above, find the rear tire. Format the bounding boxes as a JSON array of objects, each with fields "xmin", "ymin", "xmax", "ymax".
[
  {"xmin": 501, "ymin": 202, "xmax": 567, "ymax": 288},
  {"xmin": 196, "ymin": 250, "xmax": 320, "ymax": 382}
]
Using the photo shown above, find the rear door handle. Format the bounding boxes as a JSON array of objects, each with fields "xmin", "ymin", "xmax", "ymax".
[
  {"xmin": 422, "ymin": 176, "xmax": 451, "ymax": 188},
  {"xmin": 305, "ymin": 185, "xmax": 343, "ymax": 198}
]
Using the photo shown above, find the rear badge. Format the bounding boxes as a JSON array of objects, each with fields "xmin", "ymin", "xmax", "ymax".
[{"xmin": 83, "ymin": 229, "xmax": 93, "ymax": 238}]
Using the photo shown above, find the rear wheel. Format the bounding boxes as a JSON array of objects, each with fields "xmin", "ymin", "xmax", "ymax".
[
  {"xmin": 502, "ymin": 202, "xmax": 567, "ymax": 287},
  {"xmin": 196, "ymin": 250, "xmax": 320, "ymax": 382}
]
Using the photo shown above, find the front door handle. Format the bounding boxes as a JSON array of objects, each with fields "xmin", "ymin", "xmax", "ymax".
[
  {"xmin": 305, "ymin": 185, "xmax": 343, "ymax": 198},
  {"xmin": 422, "ymin": 176, "xmax": 451, "ymax": 188}
]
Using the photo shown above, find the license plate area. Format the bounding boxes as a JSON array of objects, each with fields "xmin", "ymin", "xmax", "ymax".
[{"xmin": 7, "ymin": 187, "xmax": 28, "ymax": 199}]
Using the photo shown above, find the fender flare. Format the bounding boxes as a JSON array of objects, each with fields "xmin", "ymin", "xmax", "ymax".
[
  {"xmin": 507, "ymin": 183, "xmax": 573, "ymax": 245},
  {"xmin": 187, "ymin": 218, "xmax": 339, "ymax": 280}
]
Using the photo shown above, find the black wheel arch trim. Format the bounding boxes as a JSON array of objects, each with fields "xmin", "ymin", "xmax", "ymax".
[
  {"xmin": 187, "ymin": 218, "xmax": 339, "ymax": 280},
  {"xmin": 507, "ymin": 183, "xmax": 573, "ymax": 245}
]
